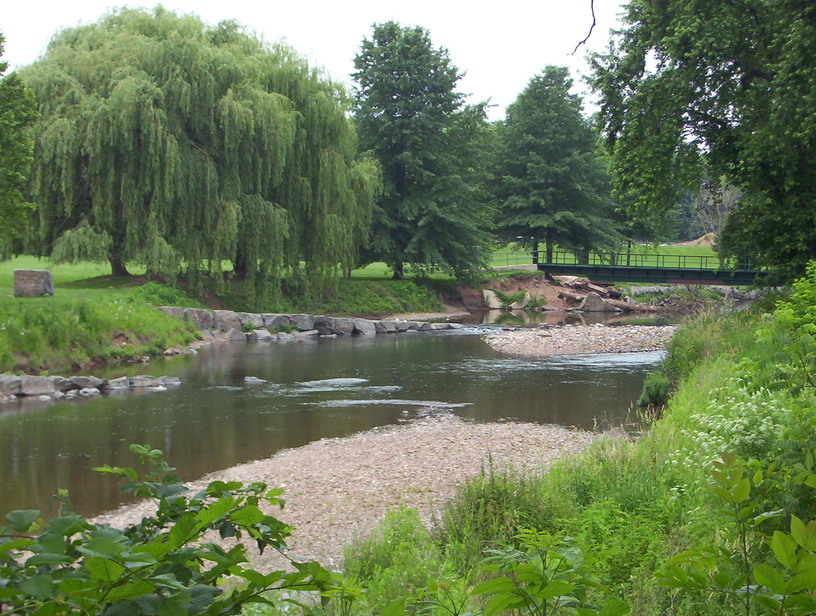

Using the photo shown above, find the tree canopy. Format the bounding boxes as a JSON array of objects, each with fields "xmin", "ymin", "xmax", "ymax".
[
  {"xmin": 591, "ymin": 0, "xmax": 816, "ymax": 280},
  {"xmin": 0, "ymin": 32, "xmax": 38, "ymax": 259},
  {"xmin": 22, "ymin": 8, "xmax": 380, "ymax": 291},
  {"xmin": 495, "ymin": 66, "xmax": 618, "ymax": 262},
  {"xmin": 353, "ymin": 21, "xmax": 493, "ymax": 280}
]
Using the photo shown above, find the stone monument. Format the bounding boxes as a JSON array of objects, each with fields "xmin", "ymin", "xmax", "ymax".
[{"xmin": 13, "ymin": 270, "xmax": 55, "ymax": 297}]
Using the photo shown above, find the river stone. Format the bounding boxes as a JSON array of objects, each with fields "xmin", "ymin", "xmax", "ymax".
[
  {"xmin": 106, "ymin": 376, "xmax": 130, "ymax": 390},
  {"xmin": 214, "ymin": 310, "xmax": 242, "ymax": 332},
  {"xmin": 277, "ymin": 332, "xmax": 295, "ymax": 341},
  {"xmin": 19, "ymin": 376, "xmax": 59, "ymax": 396},
  {"xmin": 394, "ymin": 321, "xmax": 411, "ymax": 332},
  {"xmin": 333, "ymin": 318, "xmax": 354, "ymax": 335},
  {"xmin": 418, "ymin": 322, "xmax": 433, "ymax": 331},
  {"xmin": 313, "ymin": 316, "xmax": 336, "ymax": 335},
  {"xmin": 78, "ymin": 387, "xmax": 100, "ymax": 396},
  {"xmin": 483, "ymin": 289, "xmax": 503, "ymax": 310},
  {"xmin": 262, "ymin": 314, "xmax": 289, "ymax": 331},
  {"xmin": 430, "ymin": 323, "xmax": 450, "ymax": 330},
  {"xmin": 184, "ymin": 308, "xmax": 215, "ymax": 330},
  {"xmin": 159, "ymin": 306, "xmax": 185, "ymax": 319},
  {"xmin": 159, "ymin": 376, "xmax": 182, "ymax": 386},
  {"xmin": 14, "ymin": 269, "xmax": 55, "ymax": 297},
  {"xmin": 130, "ymin": 375, "xmax": 160, "ymax": 388},
  {"xmin": 226, "ymin": 328, "xmax": 247, "ymax": 342},
  {"xmin": 236, "ymin": 312, "xmax": 264, "ymax": 329},
  {"xmin": 294, "ymin": 329, "xmax": 319, "ymax": 337},
  {"xmin": 290, "ymin": 314, "xmax": 316, "ymax": 331},
  {"xmin": 352, "ymin": 319, "xmax": 377, "ymax": 335},
  {"xmin": 70, "ymin": 376, "xmax": 106, "ymax": 390}
]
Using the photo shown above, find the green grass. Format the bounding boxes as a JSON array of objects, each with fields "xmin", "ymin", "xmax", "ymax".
[{"xmin": 0, "ymin": 257, "xmax": 199, "ymax": 374}]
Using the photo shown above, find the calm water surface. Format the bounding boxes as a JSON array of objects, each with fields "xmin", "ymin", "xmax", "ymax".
[{"xmin": 0, "ymin": 329, "xmax": 661, "ymax": 517}]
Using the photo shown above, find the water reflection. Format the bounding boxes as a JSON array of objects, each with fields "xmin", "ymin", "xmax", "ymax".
[{"xmin": 0, "ymin": 332, "xmax": 661, "ymax": 517}]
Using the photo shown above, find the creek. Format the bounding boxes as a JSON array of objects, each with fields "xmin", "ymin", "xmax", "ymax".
[{"xmin": 0, "ymin": 328, "xmax": 662, "ymax": 518}]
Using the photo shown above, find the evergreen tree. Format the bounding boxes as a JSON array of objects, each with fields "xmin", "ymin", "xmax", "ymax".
[
  {"xmin": 0, "ymin": 32, "xmax": 37, "ymax": 259},
  {"xmin": 22, "ymin": 8, "xmax": 380, "ymax": 292},
  {"xmin": 353, "ymin": 22, "xmax": 493, "ymax": 280},
  {"xmin": 496, "ymin": 66, "xmax": 618, "ymax": 263}
]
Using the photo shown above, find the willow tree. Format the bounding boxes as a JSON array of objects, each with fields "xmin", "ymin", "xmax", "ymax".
[
  {"xmin": 23, "ymin": 8, "xmax": 380, "ymax": 291},
  {"xmin": 0, "ymin": 32, "xmax": 38, "ymax": 258}
]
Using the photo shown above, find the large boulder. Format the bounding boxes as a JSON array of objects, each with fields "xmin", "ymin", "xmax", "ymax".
[
  {"xmin": 352, "ymin": 319, "xmax": 377, "ymax": 335},
  {"xmin": 226, "ymin": 328, "xmax": 248, "ymax": 342},
  {"xmin": 158, "ymin": 306, "xmax": 185, "ymax": 319},
  {"xmin": 70, "ymin": 376, "xmax": 106, "ymax": 390},
  {"xmin": 184, "ymin": 308, "xmax": 215, "ymax": 331},
  {"xmin": 130, "ymin": 375, "xmax": 161, "ymax": 388},
  {"xmin": 14, "ymin": 270, "xmax": 55, "ymax": 297},
  {"xmin": 313, "ymin": 316, "xmax": 336, "ymax": 335},
  {"xmin": 236, "ymin": 312, "xmax": 264, "ymax": 329},
  {"xmin": 579, "ymin": 292, "xmax": 621, "ymax": 313},
  {"xmin": 262, "ymin": 314, "xmax": 289, "ymax": 331},
  {"xmin": 19, "ymin": 376, "xmax": 60, "ymax": 396},
  {"xmin": 483, "ymin": 289, "xmax": 503, "ymax": 309},
  {"xmin": 290, "ymin": 314, "xmax": 316, "ymax": 331},
  {"xmin": 0, "ymin": 375, "xmax": 22, "ymax": 396},
  {"xmin": 508, "ymin": 292, "xmax": 531, "ymax": 310},
  {"xmin": 213, "ymin": 310, "xmax": 242, "ymax": 332},
  {"xmin": 333, "ymin": 318, "xmax": 355, "ymax": 335},
  {"xmin": 105, "ymin": 376, "xmax": 131, "ymax": 390}
]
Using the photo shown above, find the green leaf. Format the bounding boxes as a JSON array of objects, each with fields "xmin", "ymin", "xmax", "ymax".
[
  {"xmin": 25, "ymin": 553, "xmax": 74, "ymax": 566},
  {"xmin": 77, "ymin": 535, "xmax": 124, "ymax": 560},
  {"xmin": 599, "ymin": 598, "xmax": 631, "ymax": 616},
  {"xmin": 6, "ymin": 509, "xmax": 40, "ymax": 532},
  {"xmin": 733, "ymin": 477, "xmax": 750, "ymax": 504},
  {"xmin": 19, "ymin": 574, "xmax": 55, "ymax": 600},
  {"xmin": 754, "ymin": 563, "xmax": 788, "ymax": 594},
  {"xmin": 230, "ymin": 504, "xmax": 264, "ymax": 527},
  {"xmin": 380, "ymin": 597, "xmax": 407, "ymax": 616},
  {"xmin": 472, "ymin": 576, "xmax": 515, "ymax": 595},
  {"xmin": 85, "ymin": 555, "xmax": 126, "ymax": 583},
  {"xmin": 773, "ymin": 531, "xmax": 799, "ymax": 570},
  {"xmin": 195, "ymin": 497, "xmax": 234, "ymax": 527}
]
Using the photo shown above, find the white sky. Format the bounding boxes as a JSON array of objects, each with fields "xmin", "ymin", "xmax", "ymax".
[{"xmin": 3, "ymin": 0, "xmax": 626, "ymax": 121}]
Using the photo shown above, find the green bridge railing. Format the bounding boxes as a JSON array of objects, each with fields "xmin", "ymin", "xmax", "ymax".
[{"xmin": 491, "ymin": 250, "xmax": 765, "ymax": 285}]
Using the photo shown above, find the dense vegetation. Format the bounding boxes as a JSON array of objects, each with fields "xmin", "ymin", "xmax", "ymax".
[{"xmin": 592, "ymin": 0, "xmax": 816, "ymax": 280}]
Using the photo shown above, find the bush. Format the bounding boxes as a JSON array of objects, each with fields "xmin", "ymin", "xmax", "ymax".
[{"xmin": 637, "ymin": 372, "xmax": 671, "ymax": 407}]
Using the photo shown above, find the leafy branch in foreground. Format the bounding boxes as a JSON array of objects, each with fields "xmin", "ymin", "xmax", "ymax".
[{"xmin": 0, "ymin": 444, "xmax": 334, "ymax": 615}]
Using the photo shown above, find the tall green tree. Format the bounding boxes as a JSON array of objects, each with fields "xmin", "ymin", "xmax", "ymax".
[
  {"xmin": 23, "ymin": 8, "xmax": 379, "ymax": 293},
  {"xmin": 495, "ymin": 66, "xmax": 618, "ymax": 263},
  {"xmin": 591, "ymin": 0, "xmax": 816, "ymax": 281},
  {"xmin": 353, "ymin": 21, "xmax": 493, "ymax": 280},
  {"xmin": 0, "ymin": 32, "xmax": 37, "ymax": 259}
]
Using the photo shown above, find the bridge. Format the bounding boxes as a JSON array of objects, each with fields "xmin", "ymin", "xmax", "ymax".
[{"xmin": 492, "ymin": 251, "xmax": 765, "ymax": 286}]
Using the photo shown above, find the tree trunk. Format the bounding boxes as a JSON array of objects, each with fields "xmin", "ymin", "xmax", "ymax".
[
  {"xmin": 531, "ymin": 240, "xmax": 539, "ymax": 265},
  {"xmin": 546, "ymin": 227, "xmax": 554, "ymax": 264},
  {"xmin": 392, "ymin": 261, "xmax": 404, "ymax": 280},
  {"xmin": 109, "ymin": 254, "xmax": 130, "ymax": 277},
  {"xmin": 233, "ymin": 251, "xmax": 248, "ymax": 280}
]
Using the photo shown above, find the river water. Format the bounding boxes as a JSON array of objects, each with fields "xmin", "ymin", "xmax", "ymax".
[{"xmin": 0, "ymin": 329, "xmax": 661, "ymax": 517}]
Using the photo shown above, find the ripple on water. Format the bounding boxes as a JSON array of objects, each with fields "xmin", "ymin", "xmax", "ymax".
[{"xmin": 302, "ymin": 399, "xmax": 473, "ymax": 409}]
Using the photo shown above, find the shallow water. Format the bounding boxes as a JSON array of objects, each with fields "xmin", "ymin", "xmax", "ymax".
[{"xmin": 0, "ymin": 330, "xmax": 662, "ymax": 517}]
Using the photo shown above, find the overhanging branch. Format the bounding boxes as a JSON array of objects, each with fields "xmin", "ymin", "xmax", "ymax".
[{"xmin": 571, "ymin": 0, "xmax": 596, "ymax": 55}]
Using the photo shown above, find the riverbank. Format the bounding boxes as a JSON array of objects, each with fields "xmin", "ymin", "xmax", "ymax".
[
  {"xmin": 483, "ymin": 323, "xmax": 678, "ymax": 357},
  {"xmin": 92, "ymin": 415, "xmax": 599, "ymax": 570}
]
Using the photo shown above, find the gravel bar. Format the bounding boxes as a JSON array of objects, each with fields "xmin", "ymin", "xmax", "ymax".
[
  {"xmin": 92, "ymin": 415, "xmax": 597, "ymax": 570},
  {"xmin": 483, "ymin": 324, "xmax": 678, "ymax": 358}
]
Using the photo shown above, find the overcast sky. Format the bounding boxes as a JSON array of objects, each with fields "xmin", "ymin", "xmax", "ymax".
[{"xmin": 3, "ymin": 0, "xmax": 627, "ymax": 121}]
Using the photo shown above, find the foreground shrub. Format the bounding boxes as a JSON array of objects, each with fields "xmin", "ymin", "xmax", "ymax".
[{"xmin": 0, "ymin": 445, "xmax": 334, "ymax": 615}]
